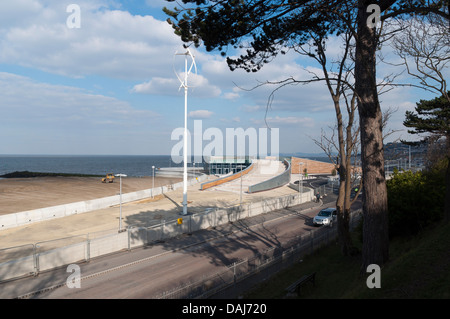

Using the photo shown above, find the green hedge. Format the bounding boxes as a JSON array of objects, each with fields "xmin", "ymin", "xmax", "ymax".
[{"xmin": 387, "ymin": 164, "xmax": 445, "ymax": 238}]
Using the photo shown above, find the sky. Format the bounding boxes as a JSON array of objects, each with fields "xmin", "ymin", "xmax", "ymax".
[{"xmin": 0, "ymin": 0, "xmax": 445, "ymax": 156}]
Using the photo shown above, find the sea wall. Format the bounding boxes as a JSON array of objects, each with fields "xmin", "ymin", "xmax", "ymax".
[
  {"xmin": 0, "ymin": 188, "xmax": 316, "ymax": 283},
  {"xmin": 0, "ymin": 174, "xmax": 208, "ymax": 231},
  {"xmin": 248, "ymin": 159, "xmax": 291, "ymax": 193}
]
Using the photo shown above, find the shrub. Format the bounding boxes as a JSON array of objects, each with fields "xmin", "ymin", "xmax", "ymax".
[{"xmin": 387, "ymin": 167, "xmax": 445, "ymax": 238}]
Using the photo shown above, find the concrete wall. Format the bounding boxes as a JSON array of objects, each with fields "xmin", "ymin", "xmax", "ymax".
[
  {"xmin": 248, "ymin": 159, "xmax": 291, "ymax": 193},
  {"xmin": 200, "ymin": 161, "xmax": 254, "ymax": 190},
  {"xmin": 0, "ymin": 188, "xmax": 315, "ymax": 283},
  {"xmin": 0, "ymin": 174, "xmax": 208, "ymax": 231}
]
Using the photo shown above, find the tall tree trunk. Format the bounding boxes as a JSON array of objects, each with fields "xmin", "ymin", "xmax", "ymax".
[
  {"xmin": 356, "ymin": 1, "xmax": 389, "ymax": 272},
  {"xmin": 445, "ymin": 136, "xmax": 450, "ymax": 223},
  {"xmin": 336, "ymin": 163, "xmax": 352, "ymax": 255},
  {"xmin": 333, "ymin": 96, "xmax": 355, "ymax": 256}
]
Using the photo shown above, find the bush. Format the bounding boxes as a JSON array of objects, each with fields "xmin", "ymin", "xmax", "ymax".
[{"xmin": 387, "ymin": 167, "xmax": 445, "ymax": 238}]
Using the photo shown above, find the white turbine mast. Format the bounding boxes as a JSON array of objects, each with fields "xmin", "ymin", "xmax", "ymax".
[{"xmin": 174, "ymin": 48, "xmax": 197, "ymax": 216}]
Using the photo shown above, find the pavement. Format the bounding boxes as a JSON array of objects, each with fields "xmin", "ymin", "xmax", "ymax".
[
  {"xmin": 211, "ymin": 159, "xmax": 286, "ymax": 194},
  {"xmin": 0, "ymin": 157, "xmax": 342, "ymax": 299},
  {"xmin": 0, "ymin": 195, "xmax": 333, "ymax": 299},
  {"xmin": 0, "ymin": 161, "xmax": 302, "ymax": 250}
]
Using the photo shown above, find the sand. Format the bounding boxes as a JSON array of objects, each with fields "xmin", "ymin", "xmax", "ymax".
[
  {"xmin": 0, "ymin": 172, "xmax": 301, "ymax": 250},
  {"xmin": 0, "ymin": 176, "xmax": 182, "ymax": 215}
]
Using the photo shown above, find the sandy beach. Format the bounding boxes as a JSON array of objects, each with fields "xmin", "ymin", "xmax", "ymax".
[
  {"xmin": 0, "ymin": 176, "xmax": 182, "ymax": 215},
  {"xmin": 0, "ymin": 159, "xmax": 304, "ymax": 251}
]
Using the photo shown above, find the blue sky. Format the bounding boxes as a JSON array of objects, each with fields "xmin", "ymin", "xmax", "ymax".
[{"xmin": 0, "ymin": 0, "xmax": 443, "ymax": 156}]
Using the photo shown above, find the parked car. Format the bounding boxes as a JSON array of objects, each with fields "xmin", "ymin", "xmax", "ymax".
[{"xmin": 313, "ymin": 207, "xmax": 337, "ymax": 227}]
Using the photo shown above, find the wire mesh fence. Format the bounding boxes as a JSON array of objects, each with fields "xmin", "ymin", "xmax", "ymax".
[
  {"xmin": 154, "ymin": 209, "xmax": 362, "ymax": 299},
  {"xmin": 0, "ymin": 190, "xmax": 315, "ymax": 283}
]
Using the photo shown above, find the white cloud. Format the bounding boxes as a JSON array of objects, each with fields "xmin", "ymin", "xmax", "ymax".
[
  {"xmin": 223, "ymin": 92, "xmax": 240, "ymax": 100},
  {"xmin": 0, "ymin": 1, "xmax": 182, "ymax": 80},
  {"xmin": 131, "ymin": 77, "xmax": 179, "ymax": 95},
  {"xmin": 132, "ymin": 73, "xmax": 221, "ymax": 98},
  {"xmin": 188, "ymin": 110, "xmax": 214, "ymax": 119},
  {"xmin": 251, "ymin": 116, "xmax": 315, "ymax": 127},
  {"xmin": 241, "ymin": 105, "xmax": 265, "ymax": 113},
  {"xmin": 0, "ymin": 71, "xmax": 160, "ymax": 132}
]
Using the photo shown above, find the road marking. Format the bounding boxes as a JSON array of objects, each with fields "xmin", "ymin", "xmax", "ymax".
[{"xmin": 16, "ymin": 202, "xmax": 323, "ymax": 299}]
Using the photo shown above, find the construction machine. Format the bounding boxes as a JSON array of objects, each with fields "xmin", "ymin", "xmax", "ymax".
[{"xmin": 102, "ymin": 173, "xmax": 115, "ymax": 183}]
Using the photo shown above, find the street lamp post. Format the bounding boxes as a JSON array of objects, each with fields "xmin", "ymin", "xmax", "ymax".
[
  {"xmin": 193, "ymin": 162, "xmax": 196, "ymax": 179},
  {"xmin": 298, "ymin": 162, "xmax": 304, "ymax": 203},
  {"xmin": 239, "ymin": 164, "xmax": 244, "ymax": 206},
  {"xmin": 175, "ymin": 49, "xmax": 196, "ymax": 216},
  {"xmin": 152, "ymin": 165, "xmax": 155, "ymax": 198},
  {"xmin": 115, "ymin": 173, "xmax": 127, "ymax": 232}
]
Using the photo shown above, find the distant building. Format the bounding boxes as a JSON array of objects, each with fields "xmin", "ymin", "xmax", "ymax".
[
  {"xmin": 291, "ymin": 157, "xmax": 337, "ymax": 175},
  {"xmin": 290, "ymin": 156, "xmax": 362, "ymax": 175},
  {"xmin": 206, "ymin": 156, "xmax": 252, "ymax": 175}
]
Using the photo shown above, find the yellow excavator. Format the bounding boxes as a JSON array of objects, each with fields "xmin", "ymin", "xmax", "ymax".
[{"xmin": 101, "ymin": 173, "xmax": 115, "ymax": 183}]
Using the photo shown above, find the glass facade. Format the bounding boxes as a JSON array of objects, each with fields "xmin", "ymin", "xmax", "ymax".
[{"xmin": 207, "ymin": 156, "xmax": 252, "ymax": 175}]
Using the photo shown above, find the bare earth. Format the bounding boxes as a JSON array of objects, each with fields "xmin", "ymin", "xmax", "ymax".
[
  {"xmin": 0, "ymin": 173, "xmax": 300, "ymax": 249},
  {"xmin": 0, "ymin": 176, "xmax": 181, "ymax": 215}
]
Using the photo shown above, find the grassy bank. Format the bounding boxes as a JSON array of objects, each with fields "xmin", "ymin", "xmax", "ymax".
[
  {"xmin": 0, "ymin": 171, "xmax": 103, "ymax": 178},
  {"xmin": 244, "ymin": 221, "xmax": 450, "ymax": 299}
]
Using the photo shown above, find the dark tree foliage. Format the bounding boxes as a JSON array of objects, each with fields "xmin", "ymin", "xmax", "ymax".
[
  {"xmin": 403, "ymin": 92, "xmax": 450, "ymax": 223},
  {"xmin": 164, "ymin": 0, "xmax": 448, "ymax": 72},
  {"xmin": 163, "ymin": 0, "xmax": 449, "ymax": 269},
  {"xmin": 164, "ymin": 0, "xmax": 357, "ymax": 72},
  {"xmin": 387, "ymin": 168, "xmax": 445, "ymax": 238},
  {"xmin": 404, "ymin": 92, "xmax": 450, "ymax": 138}
]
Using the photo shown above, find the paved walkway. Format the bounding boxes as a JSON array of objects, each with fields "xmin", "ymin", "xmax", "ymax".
[
  {"xmin": 0, "ymin": 175, "xmax": 300, "ymax": 250},
  {"xmin": 210, "ymin": 159, "xmax": 286, "ymax": 194},
  {"xmin": 0, "ymin": 195, "xmax": 333, "ymax": 299}
]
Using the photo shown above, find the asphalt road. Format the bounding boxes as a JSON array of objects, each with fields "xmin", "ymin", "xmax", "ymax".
[{"xmin": 1, "ymin": 195, "xmax": 345, "ymax": 299}]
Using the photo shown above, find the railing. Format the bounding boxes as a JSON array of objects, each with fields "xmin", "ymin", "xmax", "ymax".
[
  {"xmin": 0, "ymin": 174, "xmax": 208, "ymax": 230},
  {"xmin": 155, "ymin": 208, "xmax": 363, "ymax": 299},
  {"xmin": 0, "ymin": 189, "xmax": 314, "ymax": 283}
]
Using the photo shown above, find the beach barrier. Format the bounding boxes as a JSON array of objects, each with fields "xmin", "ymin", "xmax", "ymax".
[
  {"xmin": 0, "ymin": 188, "xmax": 314, "ymax": 283},
  {"xmin": 200, "ymin": 161, "xmax": 254, "ymax": 190},
  {"xmin": 0, "ymin": 174, "xmax": 208, "ymax": 231},
  {"xmin": 248, "ymin": 159, "xmax": 291, "ymax": 193}
]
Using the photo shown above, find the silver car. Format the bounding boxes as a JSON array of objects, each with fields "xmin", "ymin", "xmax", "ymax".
[{"xmin": 313, "ymin": 208, "xmax": 337, "ymax": 227}]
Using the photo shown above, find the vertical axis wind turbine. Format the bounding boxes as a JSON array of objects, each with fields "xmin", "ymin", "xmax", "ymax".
[{"xmin": 174, "ymin": 49, "xmax": 197, "ymax": 216}]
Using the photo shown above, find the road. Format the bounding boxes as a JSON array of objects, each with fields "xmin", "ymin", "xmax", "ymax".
[{"xmin": 0, "ymin": 194, "xmax": 347, "ymax": 299}]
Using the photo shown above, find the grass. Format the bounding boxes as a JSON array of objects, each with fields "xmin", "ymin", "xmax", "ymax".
[{"xmin": 243, "ymin": 221, "xmax": 450, "ymax": 299}]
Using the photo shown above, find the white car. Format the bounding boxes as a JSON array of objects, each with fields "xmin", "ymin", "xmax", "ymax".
[{"xmin": 313, "ymin": 208, "xmax": 337, "ymax": 227}]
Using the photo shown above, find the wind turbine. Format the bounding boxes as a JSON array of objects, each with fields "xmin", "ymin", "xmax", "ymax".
[{"xmin": 174, "ymin": 48, "xmax": 197, "ymax": 216}]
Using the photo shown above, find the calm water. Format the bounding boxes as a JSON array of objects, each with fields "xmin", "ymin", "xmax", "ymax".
[
  {"xmin": 0, "ymin": 155, "xmax": 182, "ymax": 177},
  {"xmin": 0, "ymin": 155, "xmax": 332, "ymax": 177}
]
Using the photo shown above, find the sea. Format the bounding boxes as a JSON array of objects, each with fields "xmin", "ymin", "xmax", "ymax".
[
  {"xmin": 0, "ymin": 155, "xmax": 182, "ymax": 177},
  {"xmin": 0, "ymin": 154, "xmax": 332, "ymax": 178}
]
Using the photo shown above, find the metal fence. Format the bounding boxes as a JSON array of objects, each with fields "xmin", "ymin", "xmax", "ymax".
[
  {"xmin": 0, "ymin": 189, "xmax": 314, "ymax": 283},
  {"xmin": 155, "ymin": 209, "xmax": 362, "ymax": 299}
]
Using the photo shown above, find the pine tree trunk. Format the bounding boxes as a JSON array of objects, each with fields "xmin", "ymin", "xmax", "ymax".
[
  {"xmin": 337, "ymin": 153, "xmax": 357, "ymax": 256},
  {"xmin": 356, "ymin": 1, "xmax": 389, "ymax": 272},
  {"xmin": 336, "ymin": 167, "xmax": 351, "ymax": 255},
  {"xmin": 445, "ymin": 136, "xmax": 450, "ymax": 223}
]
